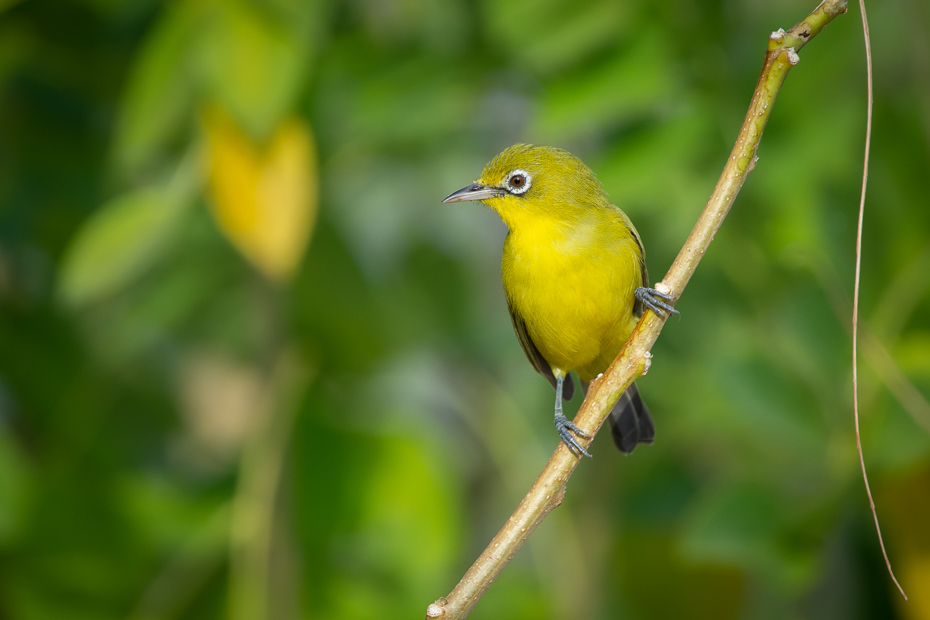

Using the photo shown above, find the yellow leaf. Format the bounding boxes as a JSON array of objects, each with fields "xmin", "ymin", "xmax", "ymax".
[{"xmin": 204, "ymin": 109, "xmax": 318, "ymax": 282}]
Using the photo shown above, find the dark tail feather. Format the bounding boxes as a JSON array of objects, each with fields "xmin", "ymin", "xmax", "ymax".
[{"xmin": 608, "ymin": 382, "xmax": 655, "ymax": 454}]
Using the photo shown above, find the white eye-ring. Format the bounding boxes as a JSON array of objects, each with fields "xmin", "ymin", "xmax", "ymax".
[{"xmin": 506, "ymin": 169, "xmax": 532, "ymax": 195}]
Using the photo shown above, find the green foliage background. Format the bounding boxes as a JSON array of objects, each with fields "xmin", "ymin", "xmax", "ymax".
[{"xmin": 1, "ymin": 0, "xmax": 929, "ymax": 618}]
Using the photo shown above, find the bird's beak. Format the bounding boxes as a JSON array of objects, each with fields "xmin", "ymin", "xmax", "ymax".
[{"xmin": 442, "ymin": 183, "xmax": 504, "ymax": 204}]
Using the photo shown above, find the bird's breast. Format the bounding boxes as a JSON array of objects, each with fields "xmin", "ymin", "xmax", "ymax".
[{"xmin": 501, "ymin": 214, "xmax": 642, "ymax": 379}]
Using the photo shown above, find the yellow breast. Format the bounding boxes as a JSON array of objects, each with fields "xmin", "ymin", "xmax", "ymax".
[{"xmin": 501, "ymin": 206, "xmax": 643, "ymax": 382}]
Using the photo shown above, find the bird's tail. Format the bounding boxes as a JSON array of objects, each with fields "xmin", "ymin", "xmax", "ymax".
[{"xmin": 608, "ymin": 382, "xmax": 655, "ymax": 454}]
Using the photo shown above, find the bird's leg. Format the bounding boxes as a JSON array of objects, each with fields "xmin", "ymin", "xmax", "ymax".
[
  {"xmin": 635, "ymin": 286, "xmax": 680, "ymax": 318},
  {"xmin": 554, "ymin": 373, "xmax": 593, "ymax": 458}
]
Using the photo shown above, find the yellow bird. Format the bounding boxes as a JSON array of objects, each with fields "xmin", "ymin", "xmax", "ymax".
[{"xmin": 443, "ymin": 144, "xmax": 677, "ymax": 457}]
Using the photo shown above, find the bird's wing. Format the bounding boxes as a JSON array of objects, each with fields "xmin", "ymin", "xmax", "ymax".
[
  {"xmin": 506, "ymin": 298, "xmax": 575, "ymax": 401},
  {"xmin": 632, "ymin": 233, "xmax": 649, "ymax": 318},
  {"xmin": 618, "ymin": 209, "xmax": 650, "ymax": 318}
]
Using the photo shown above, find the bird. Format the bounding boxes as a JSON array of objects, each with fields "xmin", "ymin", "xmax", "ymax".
[{"xmin": 443, "ymin": 144, "xmax": 677, "ymax": 457}]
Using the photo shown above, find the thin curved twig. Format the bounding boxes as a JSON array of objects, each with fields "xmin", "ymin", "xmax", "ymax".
[{"xmin": 851, "ymin": 0, "xmax": 908, "ymax": 600}]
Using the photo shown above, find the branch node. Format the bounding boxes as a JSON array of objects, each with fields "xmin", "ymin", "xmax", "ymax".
[
  {"xmin": 786, "ymin": 47, "xmax": 801, "ymax": 65},
  {"xmin": 770, "ymin": 28, "xmax": 786, "ymax": 41},
  {"xmin": 426, "ymin": 600, "xmax": 447, "ymax": 618}
]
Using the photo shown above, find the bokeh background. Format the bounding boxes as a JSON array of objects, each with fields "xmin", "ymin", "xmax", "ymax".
[{"xmin": 1, "ymin": 0, "xmax": 929, "ymax": 618}]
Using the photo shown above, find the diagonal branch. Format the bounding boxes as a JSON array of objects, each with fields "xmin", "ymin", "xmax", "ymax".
[{"xmin": 426, "ymin": 1, "xmax": 849, "ymax": 617}]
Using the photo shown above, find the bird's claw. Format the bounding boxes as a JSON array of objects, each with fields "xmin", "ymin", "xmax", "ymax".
[
  {"xmin": 555, "ymin": 414, "xmax": 593, "ymax": 458},
  {"xmin": 635, "ymin": 286, "xmax": 680, "ymax": 318}
]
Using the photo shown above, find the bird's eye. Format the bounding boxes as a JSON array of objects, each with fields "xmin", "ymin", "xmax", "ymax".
[{"xmin": 506, "ymin": 169, "xmax": 532, "ymax": 195}]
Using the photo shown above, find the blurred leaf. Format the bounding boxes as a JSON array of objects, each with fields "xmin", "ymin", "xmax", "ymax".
[
  {"xmin": 0, "ymin": 0, "xmax": 24, "ymax": 15},
  {"xmin": 481, "ymin": 0, "xmax": 632, "ymax": 75},
  {"xmin": 870, "ymin": 402, "xmax": 930, "ymax": 472},
  {"xmin": 0, "ymin": 20, "xmax": 33, "ymax": 87},
  {"xmin": 360, "ymin": 438, "xmax": 458, "ymax": 570},
  {"xmin": 717, "ymin": 355, "xmax": 825, "ymax": 464},
  {"xmin": 204, "ymin": 109, "xmax": 318, "ymax": 282},
  {"xmin": 681, "ymin": 483, "xmax": 781, "ymax": 565},
  {"xmin": 533, "ymin": 28, "xmax": 680, "ymax": 142},
  {"xmin": 118, "ymin": 475, "xmax": 229, "ymax": 552},
  {"xmin": 895, "ymin": 331, "xmax": 930, "ymax": 377},
  {"xmin": 596, "ymin": 113, "xmax": 713, "ymax": 220},
  {"xmin": 316, "ymin": 52, "xmax": 476, "ymax": 149},
  {"xmin": 0, "ymin": 429, "xmax": 29, "ymax": 545},
  {"xmin": 58, "ymin": 187, "xmax": 188, "ymax": 307},
  {"xmin": 680, "ymin": 482, "xmax": 818, "ymax": 590},
  {"xmin": 200, "ymin": 0, "xmax": 307, "ymax": 139},
  {"xmin": 113, "ymin": 0, "xmax": 206, "ymax": 174},
  {"xmin": 328, "ymin": 437, "xmax": 458, "ymax": 618}
]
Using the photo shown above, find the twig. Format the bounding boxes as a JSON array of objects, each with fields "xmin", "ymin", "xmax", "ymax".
[
  {"xmin": 425, "ymin": 1, "xmax": 849, "ymax": 617},
  {"xmin": 851, "ymin": 0, "xmax": 908, "ymax": 600}
]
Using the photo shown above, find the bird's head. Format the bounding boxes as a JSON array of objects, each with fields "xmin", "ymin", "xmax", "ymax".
[{"xmin": 442, "ymin": 144, "xmax": 608, "ymax": 226}]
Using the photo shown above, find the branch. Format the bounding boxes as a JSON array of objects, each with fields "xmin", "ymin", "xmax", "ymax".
[{"xmin": 426, "ymin": 2, "xmax": 848, "ymax": 617}]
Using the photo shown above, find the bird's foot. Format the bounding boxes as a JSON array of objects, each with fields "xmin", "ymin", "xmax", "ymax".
[
  {"xmin": 635, "ymin": 286, "xmax": 680, "ymax": 318},
  {"xmin": 555, "ymin": 414, "xmax": 593, "ymax": 458}
]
